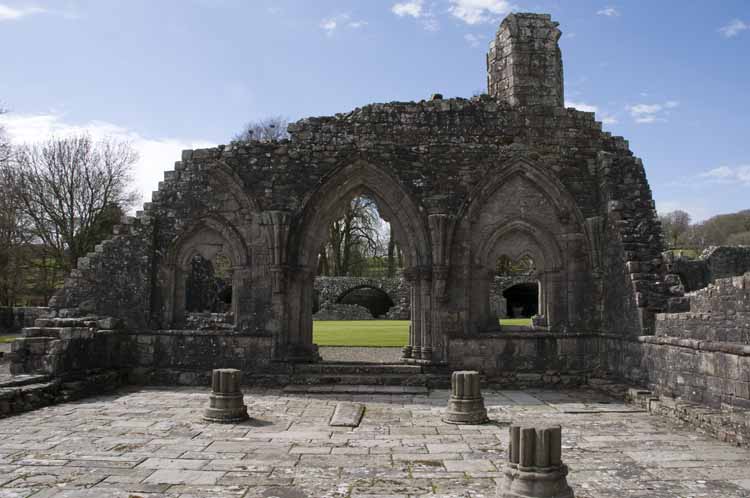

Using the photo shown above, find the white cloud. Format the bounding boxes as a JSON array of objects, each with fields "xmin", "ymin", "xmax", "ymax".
[
  {"xmin": 392, "ymin": 0, "xmax": 439, "ymax": 31},
  {"xmin": 719, "ymin": 19, "xmax": 748, "ymax": 38},
  {"xmin": 596, "ymin": 7, "xmax": 620, "ymax": 17},
  {"xmin": 566, "ymin": 101, "xmax": 619, "ymax": 126},
  {"xmin": 656, "ymin": 200, "xmax": 710, "ymax": 223},
  {"xmin": 627, "ymin": 101, "xmax": 679, "ymax": 124},
  {"xmin": 0, "ymin": 3, "xmax": 46, "ymax": 21},
  {"xmin": 392, "ymin": 0, "xmax": 423, "ymax": 18},
  {"xmin": 464, "ymin": 33, "xmax": 484, "ymax": 47},
  {"xmin": 320, "ymin": 13, "xmax": 367, "ymax": 36},
  {"xmin": 699, "ymin": 165, "xmax": 750, "ymax": 185},
  {"xmin": 565, "ymin": 101, "xmax": 598, "ymax": 113},
  {"xmin": 449, "ymin": 0, "xmax": 515, "ymax": 25},
  {"xmin": 0, "ymin": 112, "xmax": 215, "ymax": 210}
]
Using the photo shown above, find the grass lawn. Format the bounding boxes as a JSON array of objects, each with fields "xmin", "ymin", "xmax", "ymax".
[
  {"xmin": 0, "ymin": 336, "xmax": 18, "ymax": 344},
  {"xmin": 313, "ymin": 318, "xmax": 533, "ymax": 347}
]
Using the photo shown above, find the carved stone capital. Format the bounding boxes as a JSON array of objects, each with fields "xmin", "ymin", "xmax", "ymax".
[{"xmin": 260, "ymin": 210, "xmax": 291, "ymax": 267}]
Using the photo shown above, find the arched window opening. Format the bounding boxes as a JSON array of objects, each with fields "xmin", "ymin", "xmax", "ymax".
[
  {"xmin": 309, "ymin": 193, "xmax": 410, "ymax": 352},
  {"xmin": 316, "ymin": 195, "xmax": 404, "ymax": 279},
  {"xmin": 185, "ymin": 252, "xmax": 234, "ymax": 329},
  {"xmin": 496, "ymin": 254, "xmax": 536, "ymax": 276},
  {"xmin": 502, "ymin": 282, "xmax": 539, "ymax": 318}
]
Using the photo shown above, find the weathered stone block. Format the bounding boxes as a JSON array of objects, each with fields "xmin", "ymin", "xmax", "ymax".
[
  {"xmin": 443, "ymin": 370, "xmax": 488, "ymax": 424},
  {"xmin": 203, "ymin": 368, "xmax": 249, "ymax": 423},
  {"xmin": 498, "ymin": 423, "xmax": 574, "ymax": 498}
]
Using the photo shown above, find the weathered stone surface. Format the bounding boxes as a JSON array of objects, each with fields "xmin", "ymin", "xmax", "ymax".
[
  {"xmin": 499, "ymin": 423, "xmax": 574, "ymax": 498},
  {"xmin": 1, "ymin": 387, "xmax": 750, "ymax": 497},
  {"xmin": 203, "ymin": 368, "xmax": 249, "ymax": 423},
  {"xmin": 312, "ymin": 303, "xmax": 372, "ymax": 321},
  {"xmin": 33, "ymin": 10, "xmax": 668, "ymax": 377},
  {"xmin": 329, "ymin": 402, "xmax": 364, "ymax": 427},
  {"xmin": 443, "ymin": 370, "xmax": 489, "ymax": 424}
]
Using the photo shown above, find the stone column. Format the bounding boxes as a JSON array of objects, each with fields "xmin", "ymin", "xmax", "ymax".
[
  {"xmin": 401, "ymin": 267, "xmax": 420, "ymax": 361},
  {"xmin": 418, "ymin": 266, "xmax": 432, "ymax": 363},
  {"xmin": 443, "ymin": 370, "xmax": 488, "ymax": 424},
  {"xmin": 203, "ymin": 369, "xmax": 249, "ymax": 423},
  {"xmin": 498, "ymin": 424, "xmax": 574, "ymax": 498},
  {"xmin": 260, "ymin": 211, "xmax": 293, "ymax": 360}
]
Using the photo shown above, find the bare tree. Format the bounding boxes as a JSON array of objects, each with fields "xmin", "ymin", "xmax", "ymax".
[
  {"xmin": 317, "ymin": 196, "xmax": 387, "ymax": 277},
  {"xmin": 14, "ymin": 135, "xmax": 139, "ymax": 273},
  {"xmin": 660, "ymin": 210, "xmax": 691, "ymax": 249},
  {"xmin": 0, "ymin": 106, "xmax": 10, "ymax": 165},
  {"xmin": 234, "ymin": 116, "xmax": 290, "ymax": 142}
]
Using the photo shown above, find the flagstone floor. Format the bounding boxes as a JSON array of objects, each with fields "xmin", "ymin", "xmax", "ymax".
[{"xmin": 0, "ymin": 387, "xmax": 749, "ymax": 497}]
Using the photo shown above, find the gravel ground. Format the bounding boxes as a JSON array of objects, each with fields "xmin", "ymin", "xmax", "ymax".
[{"xmin": 319, "ymin": 346, "xmax": 402, "ymax": 363}]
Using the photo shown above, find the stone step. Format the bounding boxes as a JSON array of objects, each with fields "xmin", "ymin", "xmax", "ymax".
[
  {"xmin": 290, "ymin": 373, "xmax": 432, "ymax": 387},
  {"xmin": 34, "ymin": 317, "xmax": 99, "ymax": 328},
  {"xmin": 293, "ymin": 362, "xmax": 423, "ymax": 375},
  {"xmin": 23, "ymin": 327, "xmax": 64, "ymax": 338},
  {"xmin": 283, "ymin": 384, "xmax": 429, "ymax": 395},
  {"xmin": 0, "ymin": 373, "xmax": 51, "ymax": 389}
]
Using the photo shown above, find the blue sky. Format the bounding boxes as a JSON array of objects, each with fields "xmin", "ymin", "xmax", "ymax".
[{"xmin": 1, "ymin": 0, "xmax": 748, "ymax": 222}]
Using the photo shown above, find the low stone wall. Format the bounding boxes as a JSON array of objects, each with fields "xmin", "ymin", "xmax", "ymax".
[
  {"xmin": 0, "ymin": 371, "xmax": 125, "ymax": 419},
  {"xmin": 656, "ymin": 272, "xmax": 750, "ymax": 344},
  {"xmin": 127, "ymin": 330, "xmax": 276, "ymax": 385},
  {"xmin": 606, "ymin": 335, "xmax": 750, "ymax": 410},
  {"xmin": 0, "ymin": 307, "xmax": 50, "ymax": 335},
  {"xmin": 313, "ymin": 303, "xmax": 373, "ymax": 321},
  {"xmin": 666, "ymin": 246, "xmax": 750, "ymax": 292},
  {"xmin": 448, "ymin": 332, "xmax": 603, "ymax": 386}
]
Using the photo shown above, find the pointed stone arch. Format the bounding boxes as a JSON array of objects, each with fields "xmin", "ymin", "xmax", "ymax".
[
  {"xmin": 162, "ymin": 216, "xmax": 251, "ymax": 328},
  {"xmin": 280, "ymin": 159, "xmax": 433, "ymax": 362},
  {"xmin": 291, "ymin": 159, "xmax": 430, "ymax": 269},
  {"xmin": 456, "ymin": 156, "xmax": 596, "ymax": 332}
]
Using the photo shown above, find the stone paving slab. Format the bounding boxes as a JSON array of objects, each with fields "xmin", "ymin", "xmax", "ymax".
[
  {"xmin": 0, "ymin": 387, "xmax": 749, "ymax": 497},
  {"xmin": 329, "ymin": 403, "xmax": 364, "ymax": 427}
]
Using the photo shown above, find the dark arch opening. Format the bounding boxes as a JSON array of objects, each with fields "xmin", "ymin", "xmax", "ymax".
[
  {"xmin": 185, "ymin": 254, "xmax": 232, "ymax": 313},
  {"xmin": 502, "ymin": 282, "xmax": 539, "ymax": 318},
  {"xmin": 337, "ymin": 286, "xmax": 395, "ymax": 318}
]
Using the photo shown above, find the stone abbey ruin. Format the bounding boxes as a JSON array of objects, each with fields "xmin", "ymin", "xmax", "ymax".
[{"xmin": 2, "ymin": 12, "xmax": 750, "ymax": 452}]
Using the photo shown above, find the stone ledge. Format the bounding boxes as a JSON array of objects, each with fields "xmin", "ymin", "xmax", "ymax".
[
  {"xmin": 637, "ymin": 335, "xmax": 750, "ymax": 356},
  {"xmin": 0, "ymin": 369, "xmax": 126, "ymax": 419}
]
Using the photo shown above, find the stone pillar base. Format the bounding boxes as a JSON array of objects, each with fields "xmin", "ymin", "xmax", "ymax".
[
  {"xmin": 497, "ymin": 424, "xmax": 575, "ymax": 498},
  {"xmin": 498, "ymin": 465, "xmax": 574, "ymax": 498},
  {"xmin": 442, "ymin": 370, "xmax": 488, "ymax": 424},
  {"xmin": 203, "ymin": 368, "xmax": 249, "ymax": 423}
]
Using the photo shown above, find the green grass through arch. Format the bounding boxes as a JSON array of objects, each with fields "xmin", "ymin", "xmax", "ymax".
[{"xmin": 313, "ymin": 319, "xmax": 532, "ymax": 347}]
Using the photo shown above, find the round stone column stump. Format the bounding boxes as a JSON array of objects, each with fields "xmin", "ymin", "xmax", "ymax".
[
  {"xmin": 497, "ymin": 423, "xmax": 574, "ymax": 498},
  {"xmin": 442, "ymin": 370, "xmax": 489, "ymax": 424},
  {"xmin": 203, "ymin": 368, "xmax": 249, "ymax": 423}
]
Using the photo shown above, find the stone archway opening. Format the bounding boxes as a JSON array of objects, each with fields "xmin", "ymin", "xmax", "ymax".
[
  {"xmin": 184, "ymin": 251, "xmax": 235, "ymax": 329},
  {"xmin": 337, "ymin": 286, "xmax": 395, "ymax": 318},
  {"xmin": 503, "ymin": 282, "xmax": 539, "ymax": 318},
  {"xmin": 310, "ymin": 194, "xmax": 409, "ymax": 350}
]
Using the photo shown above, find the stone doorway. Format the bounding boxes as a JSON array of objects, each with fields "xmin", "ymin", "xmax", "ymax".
[{"xmin": 503, "ymin": 282, "xmax": 539, "ymax": 318}]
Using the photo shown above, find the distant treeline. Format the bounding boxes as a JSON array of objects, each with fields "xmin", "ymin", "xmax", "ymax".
[{"xmin": 660, "ymin": 209, "xmax": 750, "ymax": 253}]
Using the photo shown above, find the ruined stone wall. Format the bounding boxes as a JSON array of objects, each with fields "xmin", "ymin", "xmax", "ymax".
[
  {"xmin": 314, "ymin": 276, "xmax": 404, "ymax": 309},
  {"xmin": 665, "ymin": 246, "xmax": 750, "ymax": 292},
  {"xmin": 49, "ymin": 221, "xmax": 153, "ymax": 329},
  {"xmin": 449, "ymin": 332, "xmax": 603, "ymax": 386},
  {"xmin": 127, "ymin": 330, "xmax": 275, "ymax": 385},
  {"xmin": 656, "ymin": 274, "xmax": 750, "ymax": 343},
  {"xmin": 32, "ymin": 12, "xmax": 669, "ymax": 376},
  {"xmin": 608, "ymin": 273, "xmax": 750, "ymax": 408}
]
